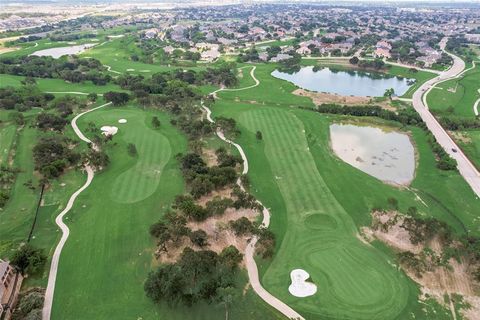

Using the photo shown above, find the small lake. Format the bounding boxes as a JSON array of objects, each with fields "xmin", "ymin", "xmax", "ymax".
[
  {"xmin": 330, "ymin": 123, "xmax": 415, "ymax": 185},
  {"xmin": 31, "ymin": 43, "xmax": 96, "ymax": 59},
  {"xmin": 272, "ymin": 66, "xmax": 413, "ymax": 97}
]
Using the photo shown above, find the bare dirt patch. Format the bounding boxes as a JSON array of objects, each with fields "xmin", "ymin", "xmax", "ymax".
[
  {"xmin": 155, "ymin": 207, "xmax": 258, "ymax": 266},
  {"xmin": 363, "ymin": 210, "xmax": 480, "ymax": 319},
  {"xmin": 294, "ymin": 89, "xmax": 397, "ymax": 111},
  {"xmin": 202, "ymin": 148, "xmax": 218, "ymax": 166},
  {"xmin": 450, "ymin": 131, "xmax": 472, "ymax": 144}
]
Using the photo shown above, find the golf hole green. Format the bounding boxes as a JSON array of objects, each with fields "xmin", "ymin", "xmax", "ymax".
[{"xmin": 305, "ymin": 213, "xmax": 338, "ymax": 230}]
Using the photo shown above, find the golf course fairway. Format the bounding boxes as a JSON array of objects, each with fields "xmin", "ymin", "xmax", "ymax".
[{"xmin": 238, "ymin": 107, "xmax": 412, "ymax": 319}]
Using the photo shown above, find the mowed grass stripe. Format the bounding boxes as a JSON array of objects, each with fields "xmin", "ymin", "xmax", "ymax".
[
  {"xmin": 112, "ymin": 123, "xmax": 171, "ymax": 203},
  {"xmin": 252, "ymin": 109, "xmax": 341, "ymax": 214},
  {"xmin": 239, "ymin": 107, "xmax": 411, "ymax": 319}
]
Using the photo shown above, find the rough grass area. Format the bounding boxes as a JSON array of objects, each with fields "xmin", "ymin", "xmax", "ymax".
[{"xmin": 427, "ymin": 64, "xmax": 480, "ymax": 118}]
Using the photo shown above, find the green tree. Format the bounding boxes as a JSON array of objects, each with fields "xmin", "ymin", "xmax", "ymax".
[
  {"xmin": 127, "ymin": 143, "xmax": 137, "ymax": 156},
  {"xmin": 189, "ymin": 229, "xmax": 209, "ymax": 248},
  {"xmin": 256, "ymin": 130, "xmax": 263, "ymax": 140},
  {"xmin": 11, "ymin": 244, "xmax": 46, "ymax": 275},
  {"xmin": 152, "ymin": 116, "xmax": 161, "ymax": 129},
  {"xmin": 87, "ymin": 92, "xmax": 97, "ymax": 102},
  {"xmin": 384, "ymin": 88, "xmax": 395, "ymax": 100}
]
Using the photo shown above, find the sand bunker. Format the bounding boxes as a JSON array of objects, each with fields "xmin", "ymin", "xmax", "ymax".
[
  {"xmin": 288, "ymin": 269, "xmax": 317, "ymax": 297},
  {"xmin": 118, "ymin": 119, "xmax": 127, "ymax": 124},
  {"xmin": 101, "ymin": 126, "xmax": 118, "ymax": 136}
]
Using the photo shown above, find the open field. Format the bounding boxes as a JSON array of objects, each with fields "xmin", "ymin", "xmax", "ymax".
[
  {"xmin": 80, "ymin": 37, "xmax": 206, "ymax": 75},
  {"xmin": 426, "ymin": 64, "xmax": 480, "ymax": 118},
  {"xmin": 48, "ymin": 105, "xmax": 279, "ymax": 320}
]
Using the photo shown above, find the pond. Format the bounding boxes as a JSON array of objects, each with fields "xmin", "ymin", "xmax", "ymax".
[
  {"xmin": 271, "ymin": 66, "xmax": 413, "ymax": 97},
  {"xmin": 329, "ymin": 123, "xmax": 415, "ymax": 185},
  {"xmin": 30, "ymin": 43, "xmax": 96, "ymax": 59}
]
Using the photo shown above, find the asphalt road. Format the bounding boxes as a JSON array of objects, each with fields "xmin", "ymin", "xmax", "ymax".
[{"xmin": 412, "ymin": 38, "xmax": 480, "ymax": 197}]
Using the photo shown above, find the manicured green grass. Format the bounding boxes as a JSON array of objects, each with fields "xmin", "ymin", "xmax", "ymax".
[
  {"xmin": 81, "ymin": 38, "xmax": 206, "ymax": 75},
  {"xmin": 0, "ymin": 121, "xmax": 16, "ymax": 165},
  {"xmin": 239, "ymin": 107, "xmax": 412, "ymax": 319},
  {"xmin": 50, "ymin": 105, "xmax": 280, "ymax": 320},
  {"xmin": 220, "ymin": 63, "xmax": 314, "ymax": 108},
  {"xmin": 207, "ymin": 64, "xmax": 479, "ymax": 319},
  {"xmin": 0, "ymin": 122, "xmax": 40, "ymax": 254},
  {"xmin": 426, "ymin": 64, "xmax": 480, "ymax": 118}
]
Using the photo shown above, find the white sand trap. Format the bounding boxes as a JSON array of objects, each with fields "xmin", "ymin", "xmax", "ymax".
[
  {"xmin": 118, "ymin": 119, "xmax": 127, "ymax": 124},
  {"xmin": 288, "ymin": 269, "xmax": 317, "ymax": 297},
  {"xmin": 101, "ymin": 126, "xmax": 118, "ymax": 136},
  {"xmin": 126, "ymin": 68, "xmax": 135, "ymax": 71}
]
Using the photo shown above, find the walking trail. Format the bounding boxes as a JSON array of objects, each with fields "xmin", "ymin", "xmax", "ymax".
[
  {"xmin": 473, "ymin": 89, "xmax": 480, "ymax": 117},
  {"xmin": 42, "ymin": 102, "xmax": 111, "ymax": 320},
  {"xmin": 203, "ymin": 66, "xmax": 304, "ymax": 320}
]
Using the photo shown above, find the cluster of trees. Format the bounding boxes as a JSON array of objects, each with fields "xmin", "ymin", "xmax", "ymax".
[
  {"xmin": 432, "ymin": 53, "xmax": 453, "ymax": 69},
  {"xmin": 104, "ymin": 91, "xmax": 130, "ymax": 106},
  {"xmin": 0, "ymin": 166, "xmax": 18, "ymax": 207},
  {"xmin": 315, "ymin": 104, "xmax": 423, "ymax": 127},
  {"xmin": 11, "ymin": 244, "xmax": 47, "ymax": 276},
  {"xmin": 278, "ymin": 54, "xmax": 302, "ymax": 73},
  {"xmin": 144, "ymin": 246, "xmax": 242, "ymax": 307},
  {"xmin": 179, "ymin": 152, "xmax": 238, "ymax": 198},
  {"xmin": 437, "ymin": 116, "xmax": 480, "ymax": 131},
  {"xmin": 355, "ymin": 58, "xmax": 386, "ymax": 70},
  {"xmin": 228, "ymin": 217, "xmax": 276, "ymax": 258},
  {"xmin": 0, "ymin": 86, "xmax": 54, "ymax": 111},
  {"xmin": 237, "ymin": 48, "xmax": 260, "ymax": 63},
  {"xmin": 48, "ymin": 32, "xmax": 96, "ymax": 42},
  {"xmin": 35, "ymin": 113, "xmax": 68, "ymax": 132},
  {"xmin": 33, "ymin": 136, "xmax": 80, "ymax": 178},
  {"xmin": 11, "ymin": 288, "xmax": 44, "ymax": 320},
  {"xmin": 447, "ymin": 36, "xmax": 478, "ymax": 63},
  {"xmin": 390, "ymin": 40, "xmax": 421, "ymax": 64},
  {"xmin": 398, "ymin": 215, "xmax": 480, "ymax": 281},
  {"xmin": 0, "ymin": 56, "xmax": 110, "ymax": 84},
  {"xmin": 426, "ymin": 134, "xmax": 457, "ymax": 170}
]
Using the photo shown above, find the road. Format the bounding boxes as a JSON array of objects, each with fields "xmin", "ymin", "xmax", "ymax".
[
  {"xmin": 412, "ymin": 38, "xmax": 480, "ymax": 197},
  {"xmin": 42, "ymin": 102, "xmax": 111, "ymax": 320}
]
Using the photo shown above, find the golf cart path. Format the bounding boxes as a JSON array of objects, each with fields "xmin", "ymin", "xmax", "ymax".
[
  {"xmin": 416, "ymin": 38, "xmax": 480, "ymax": 197},
  {"xmin": 473, "ymin": 89, "xmax": 480, "ymax": 116},
  {"xmin": 45, "ymin": 91, "xmax": 104, "ymax": 96},
  {"xmin": 204, "ymin": 65, "xmax": 304, "ymax": 320},
  {"xmin": 42, "ymin": 102, "xmax": 111, "ymax": 320}
]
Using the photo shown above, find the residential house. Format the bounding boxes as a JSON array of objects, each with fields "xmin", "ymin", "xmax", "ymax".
[{"xmin": 0, "ymin": 260, "xmax": 23, "ymax": 320}]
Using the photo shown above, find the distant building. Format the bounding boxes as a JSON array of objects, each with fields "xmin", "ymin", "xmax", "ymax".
[
  {"xmin": 465, "ymin": 34, "xmax": 480, "ymax": 43},
  {"xmin": 0, "ymin": 260, "xmax": 23, "ymax": 320},
  {"xmin": 374, "ymin": 40, "xmax": 392, "ymax": 58},
  {"xmin": 270, "ymin": 53, "xmax": 292, "ymax": 62}
]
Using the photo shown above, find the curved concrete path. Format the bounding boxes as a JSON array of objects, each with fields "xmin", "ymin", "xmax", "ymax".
[
  {"xmin": 474, "ymin": 89, "xmax": 480, "ymax": 117},
  {"xmin": 45, "ymin": 91, "xmax": 103, "ymax": 96},
  {"xmin": 416, "ymin": 38, "xmax": 480, "ymax": 197},
  {"xmin": 203, "ymin": 66, "xmax": 304, "ymax": 319},
  {"xmin": 43, "ymin": 102, "xmax": 111, "ymax": 320}
]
